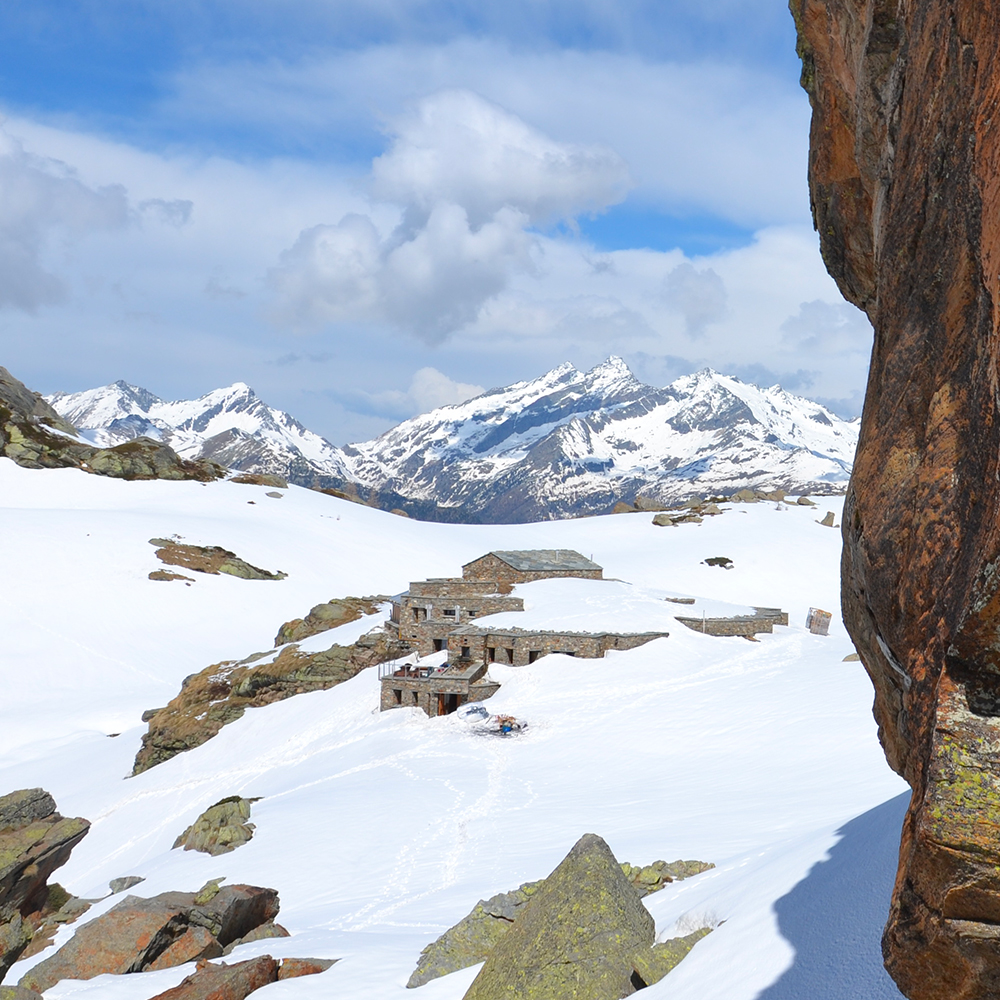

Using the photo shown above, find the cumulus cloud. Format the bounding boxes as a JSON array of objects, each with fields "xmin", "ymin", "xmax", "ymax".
[
  {"xmin": 269, "ymin": 89, "xmax": 630, "ymax": 341},
  {"xmin": 781, "ymin": 299, "xmax": 873, "ymax": 355},
  {"xmin": 347, "ymin": 366, "xmax": 485, "ymax": 419},
  {"xmin": 371, "ymin": 88, "xmax": 630, "ymax": 227},
  {"xmin": 0, "ymin": 128, "xmax": 129, "ymax": 311},
  {"xmin": 662, "ymin": 262, "xmax": 727, "ymax": 336}
]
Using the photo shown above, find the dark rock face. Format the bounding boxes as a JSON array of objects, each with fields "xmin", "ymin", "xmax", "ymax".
[
  {"xmin": 792, "ymin": 3, "xmax": 1000, "ymax": 997},
  {"xmin": 0, "ymin": 367, "xmax": 224, "ymax": 482},
  {"xmin": 18, "ymin": 883, "xmax": 279, "ymax": 993},
  {"xmin": 0, "ymin": 789, "xmax": 90, "ymax": 984}
]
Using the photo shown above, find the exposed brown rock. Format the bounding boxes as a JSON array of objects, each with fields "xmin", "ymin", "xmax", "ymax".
[
  {"xmin": 278, "ymin": 957, "xmax": 336, "ymax": 979},
  {"xmin": 0, "ymin": 986, "xmax": 43, "ymax": 999},
  {"xmin": 146, "ymin": 955, "xmax": 279, "ymax": 1000},
  {"xmin": 274, "ymin": 596, "xmax": 385, "ymax": 646},
  {"xmin": 0, "ymin": 367, "xmax": 224, "ymax": 482},
  {"xmin": 792, "ymin": 2, "xmax": 1000, "ymax": 996},
  {"xmin": 229, "ymin": 473, "xmax": 288, "ymax": 488},
  {"xmin": 150, "ymin": 540, "xmax": 286, "ymax": 581},
  {"xmin": 0, "ymin": 789, "xmax": 90, "ymax": 984},
  {"xmin": 18, "ymin": 884, "xmax": 279, "ymax": 993},
  {"xmin": 134, "ymin": 623, "xmax": 408, "ymax": 773},
  {"xmin": 149, "ymin": 570, "xmax": 195, "ymax": 583}
]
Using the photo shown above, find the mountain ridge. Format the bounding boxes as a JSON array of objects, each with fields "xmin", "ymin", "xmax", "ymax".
[{"xmin": 47, "ymin": 359, "xmax": 859, "ymax": 522}]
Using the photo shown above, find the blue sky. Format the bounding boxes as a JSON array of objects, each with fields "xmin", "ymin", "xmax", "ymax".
[{"xmin": 0, "ymin": 0, "xmax": 872, "ymax": 442}]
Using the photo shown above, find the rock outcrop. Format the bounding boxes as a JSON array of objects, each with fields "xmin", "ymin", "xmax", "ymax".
[
  {"xmin": 147, "ymin": 955, "xmax": 279, "ymax": 1000},
  {"xmin": 0, "ymin": 789, "xmax": 90, "ymax": 984},
  {"xmin": 408, "ymin": 854, "xmax": 712, "ymax": 989},
  {"xmin": 149, "ymin": 540, "xmax": 286, "ymax": 581},
  {"xmin": 273, "ymin": 596, "xmax": 385, "ymax": 646},
  {"xmin": 173, "ymin": 797, "xmax": 257, "ymax": 856},
  {"xmin": 145, "ymin": 954, "xmax": 333, "ymax": 999},
  {"xmin": 792, "ymin": 3, "xmax": 1000, "ymax": 997},
  {"xmin": 0, "ymin": 367, "xmax": 223, "ymax": 482},
  {"xmin": 461, "ymin": 834, "xmax": 709, "ymax": 1000},
  {"xmin": 133, "ymin": 624, "xmax": 408, "ymax": 773},
  {"xmin": 18, "ymin": 883, "xmax": 279, "ymax": 993}
]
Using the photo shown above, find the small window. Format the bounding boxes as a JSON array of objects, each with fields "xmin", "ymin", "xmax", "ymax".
[
  {"xmin": 461, "ymin": 646, "xmax": 471, "ymax": 658},
  {"xmin": 528, "ymin": 650, "xmax": 541, "ymax": 663},
  {"xmin": 412, "ymin": 690, "xmax": 419, "ymax": 704},
  {"xmin": 488, "ymin": 647, "xmax": 497, "ymax": 662},
  {"xmin": 468, "ymin": 609, "xmax": 478, "ymax": 618},
  {"xmin": 393, "ymin": 689, "xmax": 402, "ymax": 704},
  {"xmin": 443, "ymin": 608, "xmax": 457, "ymax": 618},
  {"xmin": 505, "ymin": 648, "xmax": 514, "ymax": 663},
  {"xmin": 433, "ymin": 638, "xmax": 445, "ymax": 652}
]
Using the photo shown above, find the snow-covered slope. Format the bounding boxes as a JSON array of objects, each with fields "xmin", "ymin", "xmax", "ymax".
[
  {"xmin": 0, "ymin": 459, "xmax": 905, "ymax": 999},
  {"xmin": 342, "ymin": 358, "xmax": 858, "ymax": 520},
  {"xmin": 48, "ymin": 360, "xmax": 859, "ymax": 523},
  {"xmin": 47, "ymin": 380, "xmax": 352, "ymax": 485}
]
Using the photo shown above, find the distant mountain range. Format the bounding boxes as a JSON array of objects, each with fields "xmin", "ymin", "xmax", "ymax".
[{"xmin": 47, "ymin": 358, "xmax": 859, "ymax": 522}]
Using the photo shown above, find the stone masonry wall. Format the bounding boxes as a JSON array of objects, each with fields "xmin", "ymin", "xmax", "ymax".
[{"xmin": 461, "ymin": 554, "xmax": 602, "ymax": 592}]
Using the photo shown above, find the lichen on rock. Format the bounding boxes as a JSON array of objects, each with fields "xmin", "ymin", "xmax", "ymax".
[
  {"xmin": 173, "ymin": 798, "xmax": 257, "ymax": 856},
  {"xmin": 149, "ymin": 540, "xmax": 286, "ymax": 581},
  {"xmin": 407, "ymin": 841, "xmax": 713, "ymax": 991},
  {"xmin": 0, "ymin": 367, "xmax": 223, "ymax": 483},
  {"xmin": 133, "ymin": 622, "xmax": 409, "ymax": 774}
]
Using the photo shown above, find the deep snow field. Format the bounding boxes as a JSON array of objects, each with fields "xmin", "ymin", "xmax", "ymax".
[{"xmin": 0, "ymin": 457, "xmax": 908, "ymax": 999}]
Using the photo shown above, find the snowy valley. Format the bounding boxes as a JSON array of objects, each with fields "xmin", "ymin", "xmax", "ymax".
[
  {"xmin": 48, "ymin": 359, "xmax": 859, "ymax": 523},
  {"xmin": 0, "ymin": 457, "xmax": 905, "ymax": 999}
]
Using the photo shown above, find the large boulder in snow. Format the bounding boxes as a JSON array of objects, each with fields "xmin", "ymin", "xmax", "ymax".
[
  {"xmin": 462, "ymin": 834, "xmax": 658, "ymax": 1000},
  {"xmin": 147, "ymin": 955, "xmax": 279, "ymax": 1000},
  {"xmin": 408, "ymin": 854, "xmax": 713, "ymax": 989},
  {"xmin": 0, "ymin": 789, "xmax": 90, "ymax": 984},
  {"xmin": 18, "ymin": 883, "xmax": 279, "ymax": 993},
  {"xmin": 172, "ymin": 797, "xmax": 256, "ymax": 856}
]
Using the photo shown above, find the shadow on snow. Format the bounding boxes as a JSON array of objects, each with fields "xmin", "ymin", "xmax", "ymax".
[{"xmin": 756, "ymin": 791, "xmax": 910, "ymax": 1000}]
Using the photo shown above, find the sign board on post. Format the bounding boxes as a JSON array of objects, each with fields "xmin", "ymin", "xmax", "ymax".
[{"xmin": 806, "ymin": 608, "xmax": 832, "ymax": 636}]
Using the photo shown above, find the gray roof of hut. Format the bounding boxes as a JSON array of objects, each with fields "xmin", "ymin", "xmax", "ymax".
[{"xmin": 466, "ymin": 549, "xmax": 602, "ymax": 572}]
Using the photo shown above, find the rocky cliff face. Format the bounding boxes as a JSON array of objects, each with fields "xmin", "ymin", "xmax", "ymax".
[{"xmin": 793, "ymin": 3, "xmax": 1000, "ymax": 997}]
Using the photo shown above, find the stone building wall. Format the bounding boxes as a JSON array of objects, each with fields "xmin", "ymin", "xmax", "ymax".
[
  {"xmin": 380, "ymin": 662, "xmax": 499, "ymax": 716},
  {"xmin": 447, "ymin": 628, "xmax": 667, "ymax": 668},
  {"xmin": 673, "ymin": 608, "xmax": 788, "ymax": 638},
  {"xmin": 461, "ymin": 554, "xmax": 603, "ymax": 592},
  {"xmin": 389, "ymin": 580, "xmax": 523, "ymax": 654}
]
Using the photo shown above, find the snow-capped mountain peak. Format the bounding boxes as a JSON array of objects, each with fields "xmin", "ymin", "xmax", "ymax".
[{"xmin": 48, "ymin": 359, "xmax": 858, "ymax": 522}]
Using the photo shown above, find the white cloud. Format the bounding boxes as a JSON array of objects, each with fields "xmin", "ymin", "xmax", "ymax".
[
  {"xmin": 360, "ymin": 366, "xmax": 486, "ymax": 418},
  {"xmin": 163, "ymin": 39, "xmax": 809, "ymax": 225},
  {"xmin": 269, "ymin": 89, "xmax": 627, "ymax": 341},
  {"xmin": 662, "ymin": 262, "xmax": 727, "ymax": 336},
  {"xmin": 0, "ymin": 127, "xmax": 128, "ymax": 311},
  {"xmin": 371, "ymin": 88, "xmax": 630, "ymax": 226}
]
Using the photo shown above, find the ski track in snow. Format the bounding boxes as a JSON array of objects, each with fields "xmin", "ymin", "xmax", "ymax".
[{"xmin": 0, "ymin": 458, "xmax": 905, "ymax": 999}]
